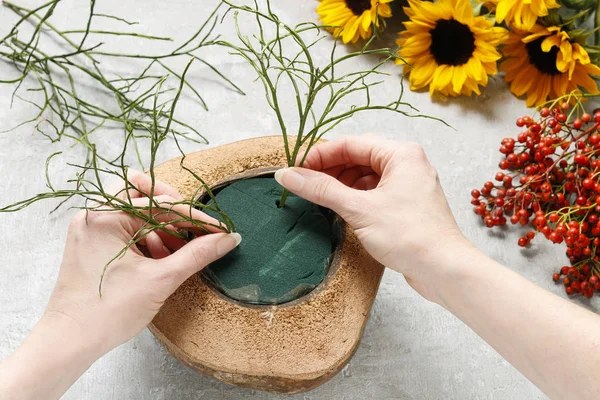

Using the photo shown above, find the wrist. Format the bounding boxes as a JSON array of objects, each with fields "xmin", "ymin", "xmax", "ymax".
[
  {"xmin": 0, "ymin": 312, "xmax": 105, "ymax": 400},
  {"xmin": 412, "ymin": 233, "xmax": 484, "ymax": 306},
  {"xmin": 425, "ymin": 238, "xmax": 492, "ymax": 308},
  {"xmin": 36, "ymin": 310, "xmax": 109, "ymax": 362}
]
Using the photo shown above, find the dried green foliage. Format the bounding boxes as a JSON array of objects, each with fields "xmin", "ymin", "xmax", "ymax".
[
  {"xmin": 0, "ymin": 0, "xmax": 243, "ymax": 152},
  {"xmin": 0, "ymin": 0, "xmax": 439, "ymax": 291},
  {"xmin": 0, "ymin": 0, "xmax": 239, "ymax": 292},
  {"xmin": 0, "ymin": 0, "xmax": 240, "ymax": 218}
]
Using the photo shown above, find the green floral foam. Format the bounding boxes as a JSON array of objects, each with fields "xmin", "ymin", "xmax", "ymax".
[{"xmin": 201, "ymin": 177, "xmax": 336, "ymax": 305}]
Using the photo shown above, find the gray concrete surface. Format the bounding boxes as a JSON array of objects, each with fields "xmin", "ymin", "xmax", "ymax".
[{"xmin": 0, "ymin": 1, "xmax": 597, "ymax": 399}]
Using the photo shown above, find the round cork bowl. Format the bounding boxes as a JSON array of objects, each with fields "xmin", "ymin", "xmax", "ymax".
[{"xmin": 148, "ymin": 136, "xmax": 384, "ymax": 394}]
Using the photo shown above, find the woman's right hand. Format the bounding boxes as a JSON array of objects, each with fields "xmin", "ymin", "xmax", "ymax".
[
  {"xmin": 274, "ymin": 136, "xmax": 469, "ymax": 302},
  {"xmin": 276, "ymin": 136, "xmax": 600, "ymax": 400}
]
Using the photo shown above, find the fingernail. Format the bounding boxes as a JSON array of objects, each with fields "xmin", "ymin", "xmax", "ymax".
[
  {"xmin": 230, "ymin": 232, "xmax": 242, "ymax": 247},
  {"xmin": 217, "ymin": 233, "xmax": 242, "ymax": 257},
  {"xmin": 274, "ymin": 168, "xmax": 304, "ymax": 192}
]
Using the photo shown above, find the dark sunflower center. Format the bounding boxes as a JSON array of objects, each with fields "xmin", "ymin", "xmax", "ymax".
[
  {"xmin": 429, "ymin": 19, "xmax": 475, "ymax": 66},
  {"xmin": 525, "ymin": 37, "xmax": 560, "ymax": 75},
  {"xmin": 346, "ymin": 0, "xmax": 372, "ymax": 15}
]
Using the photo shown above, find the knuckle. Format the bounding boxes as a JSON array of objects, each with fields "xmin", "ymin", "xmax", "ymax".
[
  {"xmin": 312, "ymin": 177, "xmax": 333, "ymax": 204},
  {"xmin": 344, "ymin": 195, "xmax": 367, "ymax": 216},
  {"xmin": 69, "ymin": 210, "xmax": 88, "ymax": 229},
  {"xmin": 343, "ymin": 197, "xmax": 369, "ymax": 223},
  {"xmin": 190, "ymin": 244, "xmax": 209, "ymax": 268},
  {"xmin": 152, "ymin": 266, "xmax": 178, "ymax": 289},
  {"xmin": 393, "ymin": 142, "xmax": 432, "ymax": 170},
  {"xmin": 160, "ymin": 197, "xmax": 178, "ymax": 211},
  {"xmin": 334, "ymin": 189, "xmax": 370, "ymax": 221},
  {"xmin": 429, "ymin": 166, "xmax": 440, "ymax": 181},
  {"xmin": 85, "ymin": 210, "xmax": 116, "ymax": 229},
  {"xmin": 403, "ymin": 142, "xmax": 426, "ymax": 157},
  {"xmin": 152, "ymin": 195, "xmax": 177, "ymax": 212}
]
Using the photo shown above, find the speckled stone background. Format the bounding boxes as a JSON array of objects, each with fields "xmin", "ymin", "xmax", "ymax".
[{"xmin": 0, "ymin": 1, "xmax": 597, "ymax": 399}]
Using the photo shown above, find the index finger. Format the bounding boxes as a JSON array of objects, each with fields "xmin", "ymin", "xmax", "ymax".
[
  {"xmin": 106, "ymin": 169, "xmax": 184, "ymax": 201},
  {"xmin": 300, "ymin": 136, "xmax": 393, "ymax": 176}
]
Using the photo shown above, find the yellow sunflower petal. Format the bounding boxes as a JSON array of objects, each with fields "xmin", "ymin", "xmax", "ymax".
[
  {"xmin": 410, "ymin": 59, "xmax": 437, "ymax": 88},
  {"xmin": 317, "ymin": 0, "xmax": 394, "ymax": 43},
  {"xmin": 377, "ymin": 3, "xmax": 392, "ymax": 18},
  {"xmin": 463, "ymin": 75, "xmax": 481, "ymax": 95},
  {"xmin": 342, "ymin": 16, "xmax": 359, "ymax": 43},
  {"xmin": 552, "ymin": 73, "xmax": 568, "ymax": 98},
  {"xmin": 572, "ymin": 43, "xmax": 591, "ymax": 65},
  {"xmin": 531, "ymin": 0, "xmax": 548, "ymax": 17},
  {"xmin": 317, "ymin": 2, "xmax": 347, "ymax": 14},
  {"xmin": 502, "ymin": 27, "xmax": 599, "ymax": 106},
  {"xmin": 574, "ymin": 68, "xmax": 600, "ymax": 94},
  {"xmin": 495, "ymin": 0, "xmax": 516, "ymax": 23},
  {"xmin": 525, "ymin": 83, "xmax": 541, "ymax": 107},
  {"xmin": 452, "ymin": 65, "xmax": 468, "ymax": 94},
  {"xmin": 397, "ymin": 0, "xmax": 510, "ymax": 97},
  {"xmin": 466, "ymin": 57, "xmax": 485, "ymax": 82},
  {"xmin": 523, "ymin": 27, "xmax": 551, "ymax": 43},
  {"xmin": 521, "ymin": 8, "xmax": 538, "ymax": 30},
  {"xmin": 558, "ymin": 40, "xmax": 572, "ymax": 68},
  {"xmin": 539, "ymin": 74, "xmax": 552, "ymax": 105},
  {"xmin": 453, "ymin": 0, "xmax": 473, "ymax": 24},
  {"xmin": 359, "ymin": 10, "xmax": 371, "ymax": 31},
  {"xmin": 510, "ymin": 66, "xmax": 535, "ymax": 96},
  {"xmin": 541, "ymin": 35, "xmax": 560, "ymax": 52},
  {"xmin": 430, "ymin": 65, "xmax": 448, "ymax": 95}
]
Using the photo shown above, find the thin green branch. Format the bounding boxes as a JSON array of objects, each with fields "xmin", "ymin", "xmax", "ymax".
[
  {"xmin": 64, "ymin": 30, "xmax": 173, "ymax": 41},
  {"xmin": 0, "ymin": 0, "xmax": 239, "ymax": 294},
  {"xmin": 218, "ymin": 1, "xmax": 445, "ymax": 207}
]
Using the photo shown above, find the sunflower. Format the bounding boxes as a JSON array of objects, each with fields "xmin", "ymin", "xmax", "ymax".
[
  {"xmin": 501, "ymin": 26, "xmax": 600, "ymax": 107},
  {"xmin": 316, "ymin": 0, "xmax": 393, "ymax": 44},
  {"xmin": 485, "ymin": 0, "xmax": 560, "ymax": 31},
  {"xmin": 397, "ymin": 0, "xmax": 507, "ymax": 97}
]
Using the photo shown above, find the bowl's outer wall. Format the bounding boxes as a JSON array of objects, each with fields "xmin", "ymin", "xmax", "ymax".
[{"xmin": 149, "ymin": 136, "xmax": 385, "ymax": 394}]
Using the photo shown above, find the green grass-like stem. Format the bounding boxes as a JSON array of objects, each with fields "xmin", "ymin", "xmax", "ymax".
[
  {"xmin": 0, "ymin": 0, "xmax": 239, "ymax": 294},
  {"xmin": 218, "ymin": 0, "xmax": 446, "ymax": 207}
]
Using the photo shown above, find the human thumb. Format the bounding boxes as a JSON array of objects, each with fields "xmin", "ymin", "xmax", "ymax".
[
  {"xmin": 274, "ymin": 168, "xmax": 363, "ymax": 220},
  {"xmin": 161, "ymin": 232, "xmax": 242, "ymax": 287}
]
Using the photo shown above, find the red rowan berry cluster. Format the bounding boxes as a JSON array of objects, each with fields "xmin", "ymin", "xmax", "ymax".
[{"xmin": 472, "ymin": 99, "xmax": 600, "ymax": 298}]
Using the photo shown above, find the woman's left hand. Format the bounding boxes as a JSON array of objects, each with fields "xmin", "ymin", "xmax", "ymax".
[
  {"xmin": 48, "ymin": 170, "xmax": 241, "ymax": 352},
  {"xmin": 0, "ymin": 171, "xmax": 240, "ymax": 400}
]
